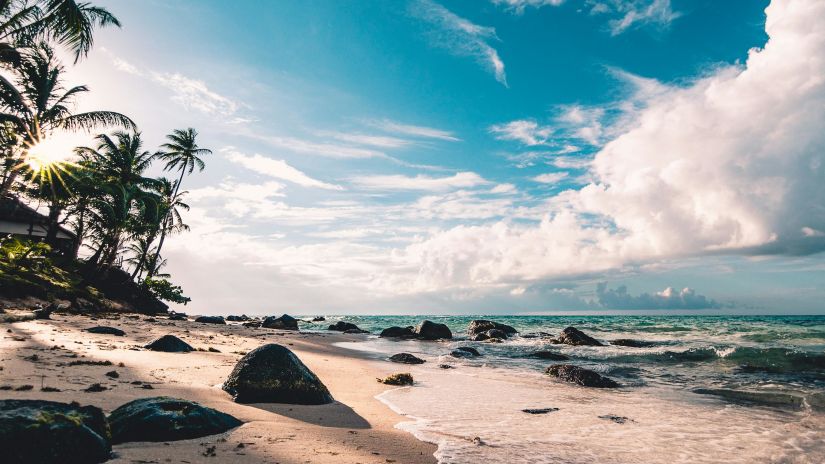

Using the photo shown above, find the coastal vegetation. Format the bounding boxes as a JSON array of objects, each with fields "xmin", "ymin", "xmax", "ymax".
[{"xmin": 0, "ymin": 0, "xmax": 208, "ymax": 310}]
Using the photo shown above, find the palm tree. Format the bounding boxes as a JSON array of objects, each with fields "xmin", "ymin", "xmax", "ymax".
[
  {"xmin": 148, "ymin": 128, "xmax": 209, "ymax": 275},
  {"xmin": 0, "ymin": 43, "xmax": 134, "ymax": 197},
  {"xmin": 129, "ymin": 177, "xmax": 188, "ymax": 280}
]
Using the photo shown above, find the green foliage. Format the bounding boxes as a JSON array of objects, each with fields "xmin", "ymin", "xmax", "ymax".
[
  {"xmin": 143, "ymin": 278, "xmax": 191, "ymax": 305},
  {"xmin": 0, "ymin": 236, "xmax": 53, "ymax": 271}
]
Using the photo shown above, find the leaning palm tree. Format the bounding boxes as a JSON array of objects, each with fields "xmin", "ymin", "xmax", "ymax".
[
  {"xmin": 0, "ymin": 43, "xmax": 134, "ymax": 197},
  {"xmin": 130, "ymin": 177, "xmax": 189, "ymax": 280}
]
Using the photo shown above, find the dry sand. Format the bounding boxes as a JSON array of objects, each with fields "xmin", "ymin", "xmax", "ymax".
[{"xmin": 0, "ymin": 312, "xmax": 437, "ymax": 464}]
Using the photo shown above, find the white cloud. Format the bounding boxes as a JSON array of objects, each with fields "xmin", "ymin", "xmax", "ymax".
[
  {"xmin": 352, "ymin": 172, "xmax": 489, "ymax": 191},
  {"xmin": 491, "ymin": 183, "xmax": 518, "ymax": 194},
  {"xmin": 412, "ymin": 0, "xmax": 508, "ymax": 86},
  {"xmin": 246, "ymin": 133, "xmax": 387, "ymax": 159},
  {"xmin": 371, "ymin": 119, "xmax": 460, "ymax": 142},
  {"xmin": 532, "ymin": 172, "xmax": 569, "ymax": 184},
  {"xmin": 490, "ymin": 120, "xmax": 552, "ymax": 146},
  {"xmin": 326, "ymin": 132, "xmax": 412, "ymax": 148},
  {"xmin": 596, "ymin": 283, "xmax": 719, "ymax": 309},
  {"xmin": 222, "ymin": 148, "xmax": 343, "ymax": 190}
]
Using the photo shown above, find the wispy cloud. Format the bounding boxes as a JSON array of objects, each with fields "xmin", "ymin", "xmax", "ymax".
[
  {"xmin": 352, "ymin": 171, "xmax": 488, "ymax": 191},
  {"xmin": 371, "ymin": 119, "xmax": 461, "ymax": 142},
  {"xmin": 411, "ymin": 0, "xmax": 508, "ymax": 86},
  {"xmin": 532, "ymin": 172, "xmax": 569, "ymax": 184},
  {"xmin": 246, "ymin": 133, "xmax": 387, "ymax": 159},
  {"xmin": 222, "ymin": 148, "xmax": 343, "ymax": 190},
  {"xmin": 324, "ymin": 132, "xmax": 413, "ymax": 149}
]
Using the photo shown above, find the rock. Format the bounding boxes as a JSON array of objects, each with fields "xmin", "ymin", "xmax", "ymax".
[
  {"xmin": 104, "ymin": 371, "xmax": 119, "ymax": 379},
  {"xmin": 472, "ymin": 329, "xmax": 507, "ymax": 341},
  {"xmin": 85, "ymin": 326, "xmax": 125, "ymax": 336},
  {"xmin": 84, "ymin": 384, "xmax": 107, "ymax": 393},
  {"xmin": 0, "ymin": 399, "xmax": 110, "ymax": 464},
  {"xmin": 195, "ymin": 316, "xmax": 226, "ymax": 325},
  {"xmin": 226, "ymin": 315, "xmax": 250, "ymax": 322},
  {"xmin": 413, "ymin": 320, "xmax": 452, "ymax": 340},
  {"xmin": 262, "ymin": 314, "xmax": 299, "ymax": 330},
  {"xmin": 344, "ymin": 328, "xmax": 369, "ymax": 334},
  {"xmin": 528, "ymin": 351, "xmax": 570, "ymax": 361},
  {"xmin": 144, "ymin": 335, "xmax": 194, "ymax": 353},
  {"xmin": 33, "ymin": 303, "xmax": 57, "ymax": 320},
  {"xmin": 545, "ymin": 364, "xmax": 619, "ymax": 388},
  {"xmin": 222, "ymin": 344, "xmax": 333, "ymax": 404},
  {"xmin": 242, "ymin": 321, "xmax": 261, "ymax": 328},
  {"xmin": 379, "ymin": 326, "xmax": 416, "ymax": 338},
  {"xmin": 108, "ymin": 397, "xmax": 242, "ymax": 444},
  {"xmin": 168, "ymin": 312, "xmax": 187, "ymax": 321},
  {"xmin": 467, "ymin": 320, "xmax": 518, "ymax": 338},
  {"xmin": 327, "ymin": 321, "xmax": 361, "ymax": 332},
  {"xmin": 550, "ymin": 327, "xmax": 603, "ymax": 346},
  {"xmin": 438, "ymin": 364, "xmax": 454, "ymax": 369},
  {"xmin": 610, "ymin": 339, "xmax": 655, "ymax": 348},
  {"xmin": 450, "ymin": 346, "xmax": 481, "ymax": 358},
  {"xmin": 389, "ymin": 353, "xmax": 425, "ymax": 364},
  {"xmin": 377, "ymin": 373, "xmax": 414, "ymax": 386},
  {"xmin": 522, "ymin": 407, "xmax": 559, "ymax": 414},
  {"xmin": 599, "ymin": 414, "xmax": 632, "ymax": 424},
  {"xmin": 312, "ymin": 316, "xmax": 326, "ymax": 322}
]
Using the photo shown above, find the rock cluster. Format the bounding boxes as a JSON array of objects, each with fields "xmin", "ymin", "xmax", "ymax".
[{"xmin": 262, "ymin": 314, "xmax": 299, "ymax": 330}]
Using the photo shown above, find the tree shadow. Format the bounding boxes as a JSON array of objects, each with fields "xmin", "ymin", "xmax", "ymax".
[{"xmin": 248, "ymin": 400, "xmax": 371, "ymax": 429}]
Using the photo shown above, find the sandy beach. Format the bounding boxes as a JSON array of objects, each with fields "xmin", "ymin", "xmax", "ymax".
[{"xmin": 0, "ymin": 312, "xmax": 437, "ymax": 464}]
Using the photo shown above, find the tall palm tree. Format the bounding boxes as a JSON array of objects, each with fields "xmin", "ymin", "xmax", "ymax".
[
  {"xmin": 0, "ymin": 43, "xmax": 134, "ymax": 197},
  {"xmin": 149, "ymin": 128, "xmax": 209, "ymax": 274},
  {"xmin": 130, "ymin": 177, "xmax": 188, "ymax": 280}
]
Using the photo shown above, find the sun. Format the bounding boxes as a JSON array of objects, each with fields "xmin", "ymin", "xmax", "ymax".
[{"xmin": 24, "ymin": 136, "xmax": 74, "ymax": 173}]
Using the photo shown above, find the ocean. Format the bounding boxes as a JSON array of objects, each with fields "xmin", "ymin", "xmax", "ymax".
[{"xmin": 321, "ymin": 315, "xmax": 825, "ymax": 463}]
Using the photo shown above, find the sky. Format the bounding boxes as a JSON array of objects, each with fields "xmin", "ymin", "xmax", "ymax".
[{"xmin": 55, "ymin": 0, "xmax": 825, "ymax": 315}]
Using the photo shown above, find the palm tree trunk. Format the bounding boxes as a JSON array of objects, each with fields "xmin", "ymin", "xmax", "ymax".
[{"xmin": 45, "ymin": 203, "xmax": 62, "ymax": 250}]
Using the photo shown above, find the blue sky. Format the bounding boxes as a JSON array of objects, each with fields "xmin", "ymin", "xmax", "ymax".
[{"xmin": 61, "ymin": 0, "xmax": 825, "ymax": 314}]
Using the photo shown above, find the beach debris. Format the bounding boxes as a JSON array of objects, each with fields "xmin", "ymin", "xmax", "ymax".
[
  {"xmin": 377, "ymin": 373, "xmax": 414, "ymax": 386},
  {"xmin": 610, "ymin": 339, "xmax": 655, "ymax": 348},
  {"xmin": 85, "ymin": 326, "xmax": 125, "ymax": 336},
  {"xmin": 195, "ymin": 316, "xmax": 226, "ymax": 325},
  {"xmin": 467, "ymin": 320, "xmax": 518, "ymax": 340},
  {"xmin": 389, "ymin": 353, "xmax": 426, "ymax": 364},
  {"xmin": 14, "ymin": 385, "xmax": 33, "ymax": 391},
  {"xmin": 223, "ymin": 343, "xmax": 333, "ymax": 404},
  {"xmin": 550, "ymin": 327, "xmax": 604, "ymax": 346},
  {"xmin": 68, "ymin": 360, "xmax": 113, "ymax": 366},
  {"xmin": 599, "ymin": 414, "xmax": 632, "ymax": 424},
  {"xmin": 108, "ymin": 397, "xmax": 242, "ymax": 444},
  {"xmin": 327, "ymin": 321, "xmax": 362, "ymax": 332},
  {"xmin": 262, "ymin": 314, "xmax": 299, "ymax": 331},
  {"xmin": 438, "ymin": 364, "xmax": 455, "ymax": 369},
  {"xmin": 527, "ymin": 351, "xmax": 570, "ymax": 361},
  {"xmin": 84, "ymin": 383, "xmax": 107, "ymax": 393},
  {"xmin": 450, "ymin": 347, "xmax": 481, "ymax": 358},
  {"xmin": 0, "ymin": 399, "xmax": 111, "ymax": 464},
  {"xmin": 545, "ymin": 364, "xmax": 619, "ymax": 388},
  {"xmin": 413, "ymin": 320, "xmax": 452, "ymax": 340},
  {"xmin": 522, "ymin": 408, "xmax": 559, "ymax": 414},
  {"xmin": 144, "ymin": 334, "xmax": 194, "ymax": 353}
]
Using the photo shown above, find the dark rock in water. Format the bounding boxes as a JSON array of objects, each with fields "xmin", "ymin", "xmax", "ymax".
[
  {"xmin": 545, "ymin": 364, "xmax": 619, "ymax": 388},
  {"xmin": 343, "ymin": 328, "xmax": 369, "ymax": 334},
  {"xmin": 451, "ymin": 346, "xmax": 481, "ymax": 358},
  {"xmin": 145, "ymin": 335, "xmax": 194, "ymax": 353},
  {"xmin": 414, "ymin": 320, "xmax": 452, "ymax": 340},
  {"xmin": 226, "ymin": 315, "xmax": 250, "ymax": 322},
  {"xmin": 168, "ymin": 312, "xmax": 187, "ymax": 321},
  {"xmin": 377, "ymin": 373, "xmax": 413, "ymax": 386},
  {"xmin": 528, "ymin": 351, "xmax": 569, "ymax": 361},
  {"xmin": 389, "ymin": 353, "xmax": 426, "ymax": 364},
  {"xmin": 108, "ymin": 396, "xmax": 242, "ymax": 444},
  {"xmin": 467, "ymin": 320, "xmax": 518, "ymax": 338},
  {"xmin": 522, "ymin": 407, "xmax": 559, "ymax": 414},
  {"xmin": 599, "ymin": 414, "xmax": 632, "ymax": 424},
  {"xmin": 610, "ymin": 339, "xmax": 654, "ymax": 348},
  {"xmin": 262, "ymin": 314, "xmax": 299, "ymax": 330},
  {"xmin": 693, "ymin": 388, "xmax": 804, "ymax": 410},
  {"xmin": 328, "ymin": 321, "xmax": 362, "ymax": 332},
  {"xmin": 223, "ymin": 344, "xmax": 333, "ymax": 404},
  {"xmin": 0, "ymin": 399, "xmax": 110, "ymax": 464},
  {"xmin": 484, "ymin": 337, "xmax": 504, "ymax": 343},
  {"xmin": 521, "ymin": 332, "xmax": 554, "ymax": 339},
  {"xmin": 472, "ymin": 329, "xmax": 506, "ymax": 341},
  {"xmin": 312, "ymin": 316, "xmax": 326, "ymax": 322},
  {"xmin": 380, "ymin": 326, "xmax": 416, "ymax": 338},
  {"xmin": 550, "ymin": 327, "xmax": 603, "ymax": 346},
  {"xmin": 195, "ymin": 316, "xmax": 226, "ymax": 325},
  {"xmin": 85, "ymin": 326, "xmax": 125, "ymax": 336}
]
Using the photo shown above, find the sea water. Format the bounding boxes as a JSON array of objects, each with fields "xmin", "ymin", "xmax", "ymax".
[{"xmin": 328, "ymin": 316, "xmax": 825, "ymax": 463}]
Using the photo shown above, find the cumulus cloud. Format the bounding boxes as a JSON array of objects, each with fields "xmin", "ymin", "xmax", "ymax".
[
  {"xmin": 352, "ymin": 172, "xmax": 489, "ymax": 191},
  {"xmin": 412, "ymin": 0, "xmax": 508, "ymax": 86},
  {"xmin": 398, "ymin": 0, "xmax": 825, "ymax": 291},
  {"xmin": 222, "ymin": 148, "xmax": 343, "ymax": 190},
  {"xmin": 596, "ymin": 283, "xmax": 719, "ymax": 309}
]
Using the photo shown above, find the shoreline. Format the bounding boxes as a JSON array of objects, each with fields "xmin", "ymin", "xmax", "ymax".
[{"xmin": 0, "ymin": 312, "xmax": 438, "ymax": 464}]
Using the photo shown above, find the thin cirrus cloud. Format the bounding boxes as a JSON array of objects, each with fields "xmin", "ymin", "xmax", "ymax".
[
  {"xmin": 370, "ymin": 119, "xmax": 461, "ymax": 142},
  {"xmin": 222, "ymin": 149, "xmax": 344, "ymax": 190},
  {"xmin": 351, "ymin": 171, "xmax": 489, "ymax": 191},
  {"xmin": 411, "ymin": 0, "xmax": 508, "ymax": 86}
]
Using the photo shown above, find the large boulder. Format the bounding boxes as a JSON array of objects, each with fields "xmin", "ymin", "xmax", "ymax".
[
  {"xmin": 0, "ymin": 399, "xmax": 111, "ymax": 464},
  {"xmin": 195, "ymin": 316, "xmax": 226, "ymax": 325},
  {"xmin": 328, "ymin": 321, "xmax": 362, "ymax": 332},
  {"xmin": 389, "ymin": 353, "xmax": 426, "ymax": 364},
  {"xmin": 551, "ymin": 327, "xmax": 603, "ymax": 346},
  {"xmin": 108, "ymin": 397, "xmax": 242, "ymax": 444},
  {"xmin": 144, "ymin": 335, "xmax": 194, "ymax": 353},
  {"xmin": 85, "ymin": 326, "xmax": 125, "ymax": 336},
  {"xmin": 262, "ymin": 314, "xmax": 298, "ymax": 331},
  {"xmin": 467, "ymin": 320, "xmax": 517, "ymax": 338},
  {"xmin": 413, "ymin": 320, "xmax": 452, "ymax": 340},
  {"xmin": 223, "ymin": 344, "xmax": 333, "ymax": 404},
  {"xmin": 545, "ymin": 364, "xmax": 619, "ymax": 388},
  {"xmin": 380, "ymin": 326, "xmax": 416, "ymax": 338}
]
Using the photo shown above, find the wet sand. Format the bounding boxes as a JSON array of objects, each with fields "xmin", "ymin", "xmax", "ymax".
[{"xmin": 0, "ymin": 312, "xmax": 437, "ymax": 464}]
